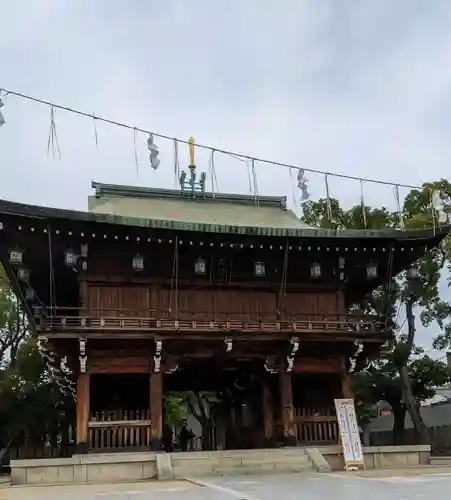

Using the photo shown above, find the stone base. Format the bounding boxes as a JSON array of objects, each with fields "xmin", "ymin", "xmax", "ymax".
[
  {"xmin": 75, "ymin": 442, "xmax": 89, "ymax": 454},
  {"xmin": 283, "ymin": 436, "xmax": 298, "ymax": 447},
  {"xmin": 9, "ymin": 444, "xmax": 432, "ymax": 486},
  {"xmin": 151, "ymin": 438, "xmax": 164, "ymax": 451},
  {"xmin": 10, "ymin": 452, "xmax": 158, "ymax": 486},
  {"xmin": 319, "ymin": 444, "xmax": 431, "ymax": 471}
]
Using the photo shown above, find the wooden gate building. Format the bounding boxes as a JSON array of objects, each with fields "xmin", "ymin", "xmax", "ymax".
[{"xmin": 0, "ymin": 180, "xmax": 448, "ymax": 452}]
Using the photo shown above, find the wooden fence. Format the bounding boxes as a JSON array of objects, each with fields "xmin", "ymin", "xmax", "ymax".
[
  {"xmin": 88, "ymin": 409, "xmax": 152, "ymax": 451},
  {"xmin": 275, "ymin": 406, "xmax": 339, "ymax": 445}
]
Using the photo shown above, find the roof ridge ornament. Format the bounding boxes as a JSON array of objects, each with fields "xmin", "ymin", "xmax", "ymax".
[{"xmin": 180, "ymin": 136, "xmax": 206, "ymax": 197}]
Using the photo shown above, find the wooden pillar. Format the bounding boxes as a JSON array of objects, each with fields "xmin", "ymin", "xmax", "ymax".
[
  {"xmin": 262, "ymin": 382, "xmax": 274, "ymax": 443},
  {"xmin": 75, "ymin": 372, "xmax": 90, "ymax": 453},
  {"xmin": 279, "ymin": 371, "xmax": 296, "ymax": 446},
  {"xmin": 341, "ymin": 357, "xmax": 354, "ymax": 399},
  {"xmin": 150, "ymin": 371, "xmax": 163, "ymax": 450}
]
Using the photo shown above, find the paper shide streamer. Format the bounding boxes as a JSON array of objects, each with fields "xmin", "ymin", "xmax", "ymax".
[
  {"xmin": 0, "ymin": 92, "xmax": 5, "ymax": 127},
  {"xmin": 147, "ymin": 133, "xmax": 160, "ymax": 170},
  {"xmin": 296, "ymin": 169, "xmax": 310, "ymax": 201}
]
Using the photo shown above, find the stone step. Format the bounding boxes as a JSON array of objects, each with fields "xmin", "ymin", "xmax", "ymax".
[
  {"xmin": 172, "ymin": 448, "xmax": 314, "ymax": 478},
  {"xmin": 212, "ymin": 462, "xmax": 313, "ymax": 476}
]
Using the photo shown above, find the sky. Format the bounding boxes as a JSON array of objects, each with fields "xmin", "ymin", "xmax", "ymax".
[{"xmin": 1, "ymin": 0, "xmax": 451, "ymax": 355}]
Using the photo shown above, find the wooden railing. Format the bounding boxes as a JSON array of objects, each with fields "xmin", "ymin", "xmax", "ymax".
[
  {"xmin": 276, "ymin": 406, "xmax": 339, "ymax": 444},
  {"xmin": 88, "ymin": 409, "xmax": 151, "ymax": 450},
  {"xmin": 34, "ymin": 307, "xmax": 385, "ymax": 336}
]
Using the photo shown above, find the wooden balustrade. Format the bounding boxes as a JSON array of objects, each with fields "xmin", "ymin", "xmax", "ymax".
[
  {"xmin": 34, "ymin": 307, "xmax": 384, "ymax": 336},
  {"xmin": 88, "ymin": 409, "xmax": 151, "ymax": 450},
  {"xmin": 276, "ymin": 406, "xmax": 339, "ymax": 445}
]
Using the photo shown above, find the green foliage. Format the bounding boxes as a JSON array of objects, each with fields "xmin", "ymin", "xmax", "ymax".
[
  {"xmin": 164, "ymin": 393, "xmax": 187, "ymax": 428},
  {"xmin": 302, "ymin": 180, "xmax": 451, "ymax": 440},
  {"xmin": 0, "ymin": 266, "xmax": 75, "ymax": 459}
]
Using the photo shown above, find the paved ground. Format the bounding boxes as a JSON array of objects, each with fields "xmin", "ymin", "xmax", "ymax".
[{"xmin": 2, "ymin": 470, "xmax": 451, "ymax": 500}]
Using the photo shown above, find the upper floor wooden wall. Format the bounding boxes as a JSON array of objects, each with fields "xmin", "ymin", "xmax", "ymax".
[
  {"xmin": 85, "ymin": 283, "xmax": 346, "ymax": 320},
  {"xmin": 80, "ymin": 239, "xmax": 348, "ymax": 319}
]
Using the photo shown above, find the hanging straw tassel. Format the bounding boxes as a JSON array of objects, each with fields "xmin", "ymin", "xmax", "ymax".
[
  {"xmin": 92, "ymin": 113, "xmax": 99, "ymax": 150},
  {"xmin": 173, "ymin": 138, "xmax": 180, "ymax": 187},
  {"xmin": 324, "ymin": 174, "xmax": 333, "ymax": 222},
  {"xmin": 360, "ymin": 180, "xmax": 367, "ymax": 228},
  {"xmin": 133, "ymin": 127, "xmax": 139, "ymax": 176},
  {"xmin": 47, "ymin": 106, "xmax": 62, "ymax": 160},
  {"xmin": 209, "ymin": 149, "xmax": 219, "ymax": 196},
  {"xmin": 251, "ymin": 158, "xmax": 259, "ymax": 206},
  {"xmin": 394, "ymin": 185, "xmax": 404, "ymax": 230},
  {"xmin": 289, "ymin": 168, "xmax": 298, "ymax": 212}
]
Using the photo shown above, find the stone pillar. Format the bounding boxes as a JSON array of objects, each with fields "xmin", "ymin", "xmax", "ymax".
[
  {"xmin": 75, "ymin": 372, "xmax": 90, "ymax": 454},
  {"xmin": 279, "ymin": 371, "xmax": 296, "ymax": 446},
  {"xmin": 150, "ymin": 371, "xmax": 163, "ymax": 450},
  {"xmin": 262, "ymin": 382, "xmax": 274, "ymax": 445}
]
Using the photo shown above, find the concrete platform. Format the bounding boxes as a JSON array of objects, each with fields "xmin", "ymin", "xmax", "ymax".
[
  {"xmin": 9, "ymin": 444, "xmax": 431, "ymax": 486},
  {"xmin": 3, "ymin": 470, "xmax": 451, "ymax": 500}
]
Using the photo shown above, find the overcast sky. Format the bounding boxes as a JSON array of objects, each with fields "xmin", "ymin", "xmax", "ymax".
[{"xmin": 1, "ymin": 0, "xmax": 451, "ymax": 355}]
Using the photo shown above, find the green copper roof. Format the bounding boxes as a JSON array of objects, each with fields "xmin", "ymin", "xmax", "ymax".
[
  {"xmin": 0, "ymin": 181, "xmax": 449, "ymax": 241},
  {"xmin": 89, "ymin": 182, "xmax": 314, "ymax": 233}
]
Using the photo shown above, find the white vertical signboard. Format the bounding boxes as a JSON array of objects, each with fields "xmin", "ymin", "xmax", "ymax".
[{"xmin": 334, "ymin": 398, "xmax": 365, "ymax": 471}]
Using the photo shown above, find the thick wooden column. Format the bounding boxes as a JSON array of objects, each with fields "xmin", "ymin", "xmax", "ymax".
[
  {"xmin": 279, "ymin": 371, "xmax": 296, "ymax": 446},
  {"xmin": 150, "ymin": 371, "xmax": 163, "ymax": 450},
  {"xmin": 262, "ymin": 382, "xmax": 274, "ymax": 443},
  {"xmin": 341, "ymin": 357, "xmax": 354, "ymax": 399},
  {"xmin": 76, "ymin": 372, "xmax": 90, "ymax": 453}
]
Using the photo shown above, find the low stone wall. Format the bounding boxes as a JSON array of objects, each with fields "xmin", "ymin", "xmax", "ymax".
[
  {"xmin": 10, "ymin": 452, "xmax": 157, "ymax": 486},
  {"xmin": 170, "ymin": 448, "xmax": 313, "ymax": 477},
  {"xmin": 9, "ymin": 445, "xmax": 432, "ymax": 485},
  {"xmin": 319, "ymin": 444, "xmax": 431, "ymax": 470}
]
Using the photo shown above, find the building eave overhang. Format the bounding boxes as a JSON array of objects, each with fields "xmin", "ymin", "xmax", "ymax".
[{"xmin": 0, "ymin": 197, "xmax": 450, "ymax": 241}]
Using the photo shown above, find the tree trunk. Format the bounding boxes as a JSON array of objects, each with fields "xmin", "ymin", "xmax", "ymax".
[
  {"xmin": 391, "ymin": 403, "xmax": 406, "ymax": 445},
  {"xmin": 399, "ymin": 365, "xmax": 429, "ymax": 444}
]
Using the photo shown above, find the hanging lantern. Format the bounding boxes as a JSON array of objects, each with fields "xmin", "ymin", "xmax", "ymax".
[
  {"xmin": 338, "ymin": 256, "xmax": 346, "ymax": 269},
  {"xmin": 254, "ymin": 261, "xmax": 266, "ymax": 276},
  {"xmin": 64, "ymin": 249, "xmax": 78, "ymax": 267},
  {"xmin": 132, "ymin": 253, "xmax": 145, "ymax": 271},
  {"xmin": 194, "ymin": 257, "xmax": 206, "ymax": 275},
  {"xmin": 366, "ymin": 263, "xmax": 378, "ymax": 279},
  {"xmin": 17, "ymin": 268, "xmax": 29, "ymax": 282},
  {"xmin": 406, "ymin": 265, "xmax": 419, "ymax": 281},
  {"xmin": 9, "ymin": 249, "xmax": 23, "ymax": 265},
  {"xmin": 25, "ymin": 287, "xmax": 34, "ymax": 301},
  {"xmin": 310, "ymin": 262, "xmax": 321, "ymax": 279}
]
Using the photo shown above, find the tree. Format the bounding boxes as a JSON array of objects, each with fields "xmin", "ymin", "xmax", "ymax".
[
  {"xmin": 0, "ymin": 266, "xmax": 28, "ymax": 367},
  {"xmin": 354, "ymin": 349, "xmax": 450, "ymax": 444},
  {"xmin": 302, "ymin": 180, "xmax": 451, "ymax": 443},
  {"xmin": 0, "ymin": 265, "xmax": 75, "ymax": 463}
]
